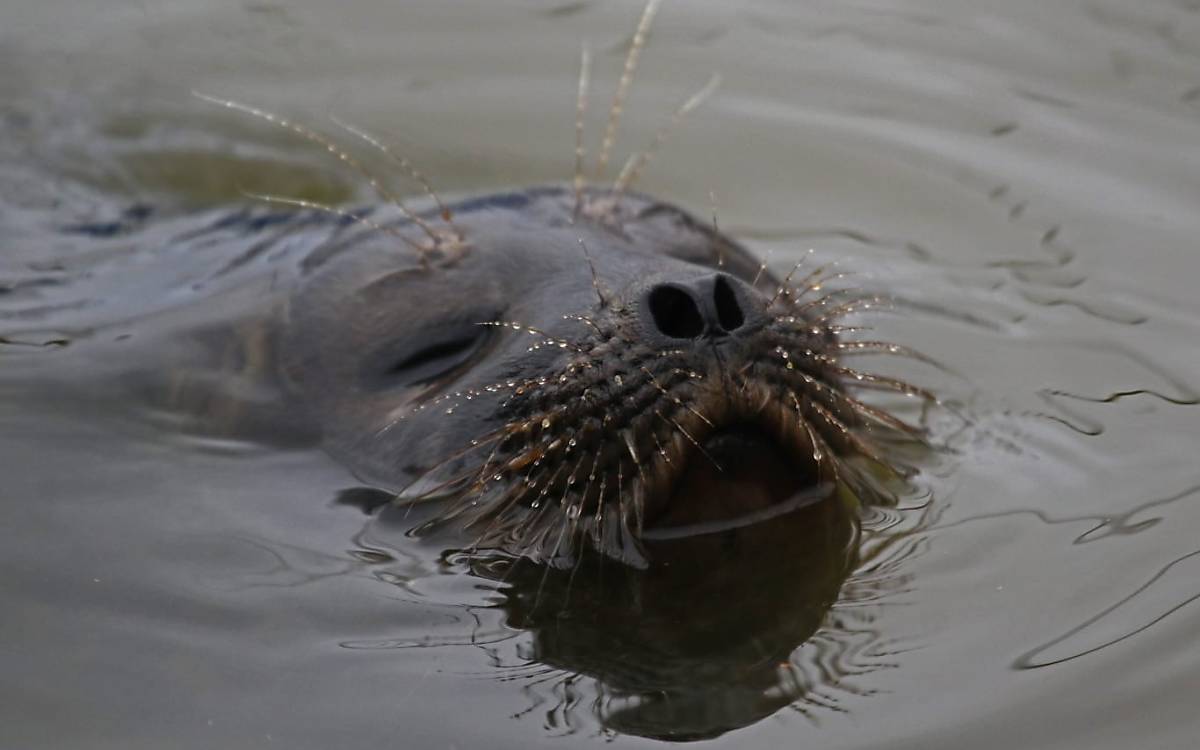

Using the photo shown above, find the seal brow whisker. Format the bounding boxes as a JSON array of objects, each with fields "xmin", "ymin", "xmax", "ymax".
[
  {"xmin": 576, "ymin": 239, "xmax": 613, "ymax": 309},
  {"xmin": 329, "ymin": 116, "xmax": 462, "ymax": 237},
  {"xmin": 235, "ymin": 190, "xmax": 430, "ymax": 256},
  {"xmin": 192, "ymin": 92, "xmax": 443, "ymax": 250},
  {"xmin": 573, "ymin": 42, "xmax": 592, "ymax": 218},
  {"xmin": 612, "ymin": 73, "xmax": 721, "ymax": 200},
  {"xmin": 709, "ymin": 188, "xmax": 725, "ymax": 267},
  {"xmin": 595, "ymin": 0, "xmax": 662, "ymax": 180}
]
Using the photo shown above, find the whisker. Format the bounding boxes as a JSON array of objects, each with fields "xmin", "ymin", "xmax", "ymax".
[
  {"xmin": 589, "ymin": 469, "xmax": 608, "ymax": 551},
  {"xmin": 637, "ymin": 364, "xmax": 714, "ymax": 427},
  {"xmin": 655, "ymin": 409, "xmax": 723, "ymax": 473},
  {"xmin": 562, "ymin": 313, "xmax": 605, "ymax": 337},
  {"xmin": 833, "ymin": 340, "xmax": 941, "ymax": 367},
  {"xmin": 477, "ymin": 321, "xmax": 586, "ymax": 353},
  {"xmin": 782, "ymin": 366, "xmax": 924, "ymax": 437},
  {"xmin": 236, "ymin": 190, "xmax": 426, "ymax": 256},
  {"xmin": 576, "ymin": 239, "xmax": 613, "ymax": 309},
  {"xmin": 612, "ymin": 73, "xmax": 721, "ymax": 198},
  {"xmin": 811, "ymin": 296, "xmax": 889, "ymax": 322},
  {"xmin": 807, "ymin": 399, "xmax": 893, "ymax": 470},
  {"xmin": 796, "ymin": 270, "xmax": 857, "ymax": 298},
  {"xmin": 650, "ymin": 429, "xmax": 673, "ymax": 465},
  {"xmin": 790, "ymin": 390, "xmax": 831, "ymax": 469},
  {"xmin": 594, "ymin": 0, "xmax": 662, "ymax": 180},
  {"xmin": 767, "ymin": 249, "xmax": 814, "ymax": 308},
  {"xmin": 398, "ymin": 428, "xmax": 514, "ymax": 503},
  {"xmin": 562, "ymin": 503, "xmax": 591, "ymax": 604},
  {"xmin": 827, "ymin": 366, "xmax": 938, "ymax": 401},
  {"xmin": 779, "ymin": 287, "xmax": 867, "ymax": 321},
  {"xmin": 617, "ymin": 459, "xmax": 635, "ymax": 534},
  {"xmin": 382, "ymin": 371, "xmax": 566, "ymax": 436},
  {"xmin": 751, "ymin": 248, "xmax": 774, "ymax": 287},
  {"xmin": 573, "ymin": 42, "xmax": 592, "ymax": 218},
  {"xmin": 192, "ymin": 92, "xmax": 442, "ymax": 249},
  {"xmin": 329, "ymin": 115, "xmax": 460, "ymax": 236},
  {"xmin": 470, "ymin": 461, "xmax": 563, "ymax": 555},
  {"xmin": 709, "ymin": 188, "xmax": 724, "ymax": 267}
]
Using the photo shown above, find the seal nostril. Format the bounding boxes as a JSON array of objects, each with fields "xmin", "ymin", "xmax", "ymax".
[
  {"xmin": 713, "ymin": 275, "xmax": 745, "ymax": 333},
  {"xmin": 648, "ymin": 285, "xmax": 706, "ymax": 339}
]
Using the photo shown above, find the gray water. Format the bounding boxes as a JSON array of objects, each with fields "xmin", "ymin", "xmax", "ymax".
[{"xmin": 2, "ymin": 0, "xmax": 1199, "ymax": 748}]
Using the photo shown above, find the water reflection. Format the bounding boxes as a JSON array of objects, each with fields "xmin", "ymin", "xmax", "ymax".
[{"xmin": 460, "ymin": 493, "xmax": 861, "ymax": 740}]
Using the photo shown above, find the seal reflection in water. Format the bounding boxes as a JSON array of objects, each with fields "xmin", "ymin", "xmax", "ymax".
[
  {"xmin": 432, "ymin": 495, "xmax": 864, "ymax": 740},
  {"xmin": 201, "ymin": 0, "xmax": 930, "ymax": 736}
]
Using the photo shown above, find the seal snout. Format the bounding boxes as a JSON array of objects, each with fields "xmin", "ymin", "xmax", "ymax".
[{"xmin": 641, "ymin": 273, "xmax": 760, "ymax": 346}]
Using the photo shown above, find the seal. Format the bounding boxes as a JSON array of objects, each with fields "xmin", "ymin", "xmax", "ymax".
[
  {"xmin": 199, "ymin": 0, "xmax": 930, "ymax": 569},
  {"xmin": 273, "ymin": 183, "xmax": 927, "ymax": 568}
]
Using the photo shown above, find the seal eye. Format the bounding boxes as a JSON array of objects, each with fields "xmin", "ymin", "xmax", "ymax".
[{"xmin": 385, "ymin": 328, "xmax": 490, "ymax": 387}]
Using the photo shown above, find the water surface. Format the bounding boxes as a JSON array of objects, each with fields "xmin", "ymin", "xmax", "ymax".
[{"xmin": 2, "ymin": 0, "xmax": 1199, "ymax": 747}]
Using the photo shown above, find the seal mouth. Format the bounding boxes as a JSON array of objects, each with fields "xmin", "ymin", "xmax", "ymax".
[{"xmin": 642, "ymin": 422, "xmax": 817, "ymax": 535}]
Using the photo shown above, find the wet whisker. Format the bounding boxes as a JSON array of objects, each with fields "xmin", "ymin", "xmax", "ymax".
[
  {"xmin": 767, "ymin": 249, "xmax": 814, "ymax": 308},
  {"xmin": 655, "ymin": 409, "xmax": 723, "ymax": 473},
  {"xmin": 709, "ymin": 188, "xmax": 725, "ymax": 267},
  {"xmin": 329, "ymin": 115, "xmax": 461, "ymax": 237},
  {"xmin": 827, "ymin": 365, "xmax": 938, "ymax": 402},
  {"xmin": 477, "ymin": 321, "xmax": 586, "ymax": 353},
  {"xmin": 595, "ymin": 0, "xmax": 662, "ymax": 180},
  {"xmin": 192, "ymin": 92, "xmax": 442, "ymax": 251},
  {"xmin": 576, "ymin": 239, "xmax": 613, "ymax": 309},
  {"xmin": 637, "ymin": 364, "xmax": 714, "ymax": 428},
  {"xmin": 612, "ymin": 73, "xmax": 721, "ymax": 199},
  {"xmin": 235, "ymin": 190, "xmax": 426, "ymax": 256},
  {"xmin": 751, "ymin": 248, "xmax": 774, "ymax": 287},
  {"xmin": 573, "ymin": 42, "xmax": 592, "ymax": 218}
]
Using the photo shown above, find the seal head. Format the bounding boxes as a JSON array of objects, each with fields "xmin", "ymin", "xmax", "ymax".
[{"xmin": 279, "ymin": 185, "xmax": 925, "ymax": 567}]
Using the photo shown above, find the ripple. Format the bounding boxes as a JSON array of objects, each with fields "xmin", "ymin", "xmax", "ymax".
[{"xmin": 1014, "ymin": 547, "xmax": 1200, "ymax": 668}]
